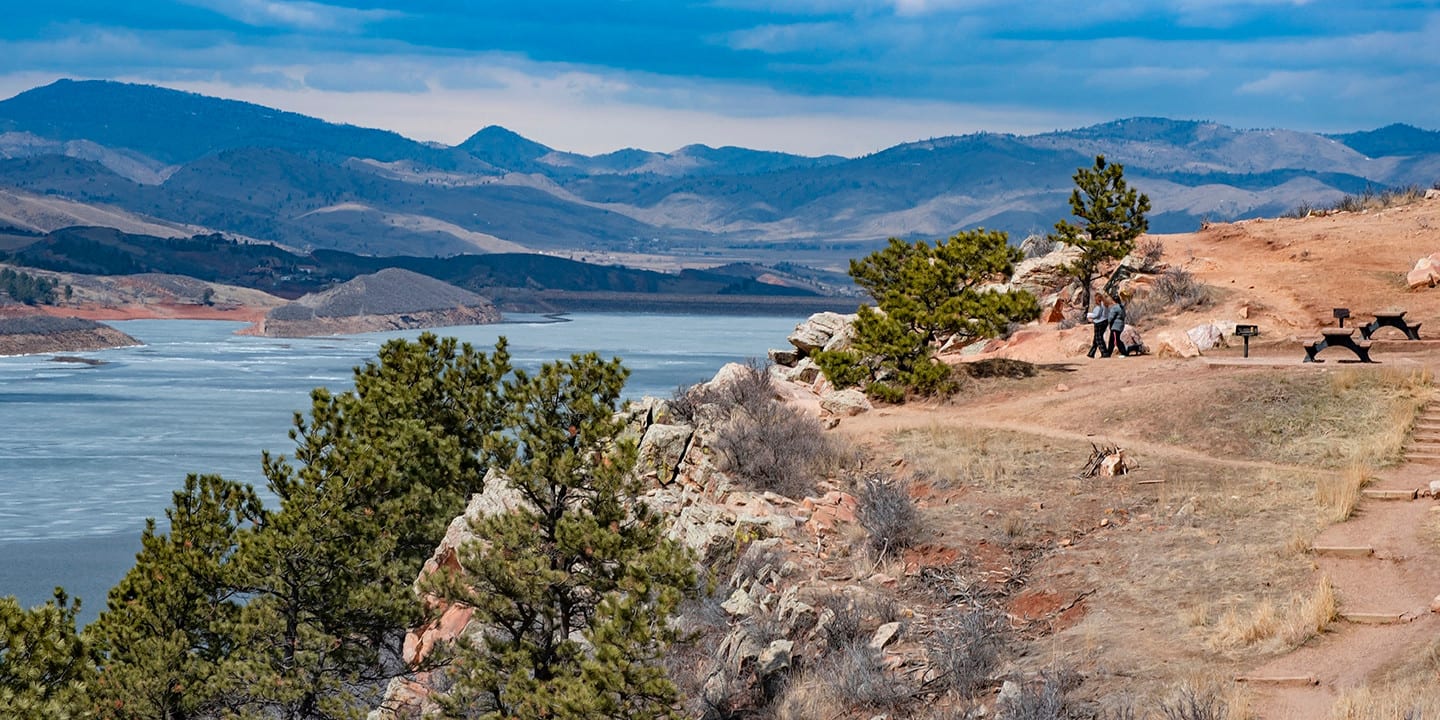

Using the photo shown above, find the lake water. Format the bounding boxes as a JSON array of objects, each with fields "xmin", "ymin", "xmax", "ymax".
[{"xmin": 0, "ymin": 313, "xmax": 803, "ymax": 617}]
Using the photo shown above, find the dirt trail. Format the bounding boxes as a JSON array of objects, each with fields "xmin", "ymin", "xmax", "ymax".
[{"xmin": 1242, "ymin": 404, "xmax": 1440, "ymax": 719}]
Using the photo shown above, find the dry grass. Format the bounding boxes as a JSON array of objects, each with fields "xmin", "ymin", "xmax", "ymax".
[
  {"xmin": 1328, "ymin": 637, "xmax": 1440, "ymax": 718},
  {"xmin": 1316, "ymin": 463, "xmax": 1372, "ymax": 523},
  {"xmin": 1207, "ymin": 576, "xmax": 1337, "ymax": 652}
]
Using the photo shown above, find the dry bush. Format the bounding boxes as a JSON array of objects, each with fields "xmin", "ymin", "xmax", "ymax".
[
  {"xmin": 669, "ymin": 359, "xmax": 776, "ymax": 426},
  {"xmin": 771, "ymin": 674, "xmax": 842, "ymax": 720},
  {"xmin": 999, "ymin": 669, "xmax": 1081, "ymax": 720},
  {"xmin": 823, "ymin": 640, "xmax": 912, "ymax": 712},
  {"xmin": 1128, "ymin": 267, "xmax": 1208, "ymax": 324},
  {"xmin": 858, "ymin": 472, "xmax": 921, "ymax": 560},
  {"xmin": 1158, "ymin": 685, "xmax": 1227, "ymax": 720},
  {"xmin": 1316, "ymin": 463, "xmax": 1371, "ymax": 523},
  {"xmin": 1136, "ymin": 236, "xmax": 1165, "ymax": 270},
  {"xmin": 1330, "ymin": 185, "xmax": 1427, "ymax": 213},
  {"xmin": 924, "ymin": 607, "xmax": 1006, "ymax": 699},
  {"xmin": 713, "ymin": 399, "xmax": 836, "ymax": 498},
  {"xmin": 1021, "ymin": 233, "xmax": 1057, "ymax": 259},
  {"xmin": 1208, "ymin": 576, "xmax": 1336, "ymax": 651}
]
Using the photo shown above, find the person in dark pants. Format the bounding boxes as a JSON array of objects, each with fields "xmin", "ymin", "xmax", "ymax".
[
  {"xmin": 1107, "ymin": 294, "xmax": 1128, "ymax": 356},
  {"xmin": 1086, "ymin": 292, "xmax": 1110, "ymax": 358}
]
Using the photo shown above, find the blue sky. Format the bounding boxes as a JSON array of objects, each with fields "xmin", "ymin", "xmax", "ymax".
[{"xmin": 1, "ymin": 1, "xmax": 1436, "ymax": 156}]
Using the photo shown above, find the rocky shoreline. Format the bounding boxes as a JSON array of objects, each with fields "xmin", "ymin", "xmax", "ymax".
[{"xmin": 0, "ymin": 315, "xmax": 140, "ymax": 356}]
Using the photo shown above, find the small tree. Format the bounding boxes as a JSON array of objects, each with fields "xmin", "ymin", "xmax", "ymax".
[
  {"xmin": 0, "ymin": 590, "xmax": 94, "ymax": 719},
  {"xmin": 815, "ymin": 230, "xmax": 1038, "ymax": 401},
  {"xmin": 1051, "ymin": 155, "xmax": 1151, "ymax": 310},
  {"xmin": 429, "ymin": 353, "xmax": 695, "ymax": 720}
]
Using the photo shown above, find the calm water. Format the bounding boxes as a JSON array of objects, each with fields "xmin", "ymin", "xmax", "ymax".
[{"xmin": 0, "ymin": 313, "xmax": 800, "ymax": 616}]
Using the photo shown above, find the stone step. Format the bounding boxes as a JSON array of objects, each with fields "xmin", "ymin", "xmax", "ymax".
[
  {"xmin": 1341, "ymin": 612, "xmax": 1409, "ymax": 624},
  {"xmin": 1405, "ymin": 454, "xmax": 1440, "ymax": 464},
  {"xmin": 1311, "ymin": 546, "xmax": 1374, "ymax": 558},
  {"xmin": 1234, "ymin": 675, "xmax": 1320, "ymax": 687},
  {"xmin": 1362, "ymin": 488, "xmax": 1419, "ymax": 501}
]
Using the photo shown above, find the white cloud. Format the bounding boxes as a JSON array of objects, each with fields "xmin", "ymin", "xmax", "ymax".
[{"xmin": 182, "ymin": 0, "xmax": 398, "ymax": 33}]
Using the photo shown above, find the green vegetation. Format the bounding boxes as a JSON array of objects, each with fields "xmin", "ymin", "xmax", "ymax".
[
  {"xmin": 0, "ymin": 267, "xmax": 63, "ymax": 305},
  {"xmin": 2, "ymin": 334, "xmax": 691, "ymax": 720},
  {"xmin": 1050, "ymin": 154, "xmax": 1151, "ymax": 309},
  {"xmin": 427, "ymin": 354, "xmax": 694, "ymax": 719},
  {"xmin": 0, "ymin": 591, "xmax": 93, "ymax": 719},
  {"xmin": 815, "ymin": 230, "xmax": 1038, "ymax": 401}
]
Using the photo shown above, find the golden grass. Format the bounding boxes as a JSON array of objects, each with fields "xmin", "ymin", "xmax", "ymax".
[
  {"xmin": 1208, "ymin": 576, "xmax": 1337, "ymax": 652},
  {"xmin": 1330, "ymin": 637, "xmax": 1440, "ymax": 719},
  {"xmin": 1316, "ymin": 463, "xmax": 1371, "ymax": 523}
]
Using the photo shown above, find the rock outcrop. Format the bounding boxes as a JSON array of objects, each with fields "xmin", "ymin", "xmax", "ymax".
[
  {"xmin": 256, "ymin": 268, "xmax": 499, "ymax": 337},
  {"xmin": 0, "ymin": 313, "xmax": 139, "ymax": 355}
]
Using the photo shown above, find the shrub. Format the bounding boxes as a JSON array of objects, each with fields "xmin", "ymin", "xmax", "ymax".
[
  {"xmin": 999, "ymin": 669, "xmax": 1081, "ymax": 720},
  {"xmin": 712, "ymin": 399, "xmax": 834, "ymax": 498},
  {"xmin": 1135, "ymin": 236, "xmax": 1165, "ymax": 270},
  {"xmin": 669, "ymin": 359, "xmax": 775, "ymax": 426},
  {"xmin": 825, "ymin": 640, "xmax": 911, "ymax": 711},
  {"xmin": 858, "ymin": 473, "xmax": 920, "ymax": 560},
  {"xmin": 1020, "ymin": 233, "xmax": 1056, "ymax": 259},
  {"xmin": 1127, "ymin": 267, "xmax": 1208, "ymax": 324},
  {"xmin": 924, "ymin": 607, "xmax": 1006, "ymax": 698},
  {"xmin": 1158, "ymin": 686, "xmax": 1227, "ymax": 720}
]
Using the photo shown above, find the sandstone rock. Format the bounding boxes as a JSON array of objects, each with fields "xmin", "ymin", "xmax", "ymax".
[
  {"xmin": 870, "ymin": 621, "xmax": 903, "ymax": 651},
  {"xmin": 1040, "ymin": 294, "xmax": 1067, "ymax": 324},
  {"xmin": 722, "ymin": 588, "xmax": 757, "ymax": 617},
  {"xmin": 1428, "ymin": 188, "xmax": 1440, "ymax": 200},
  {"xmin": 1186, "ymin": 323, "xmax": 1227, "ymax": 352},
  {"xmin": 1119, "ymin": 325, "xmax": 1146, "ymax": 355},
  {"xmin": 788, "ymin": 312, "xmax": 853, "ymax": 352},
  {"xmin": 1408, "ymin": 255, "xmax": 1440, "ymax": 289},
  {"xmin": 1430, "ymin": 595, "xmax": 1440, "ymax": 613},
  {"xmin": 802, "ymin": 491, "xmax": 860, "ymax": 536},
  {"xmin": 1010, "ymin": 245, "xmax": 1082, "ymax": 296},
  {"xmin": 1154, "ymin": 329, "xmax": 1201, "ymax": 358},
  {"xmin": 768, "ymin": 348, "xmax": 800, "ymax": 366},
  {"xmin": 637, "ymin": 423, "xmax": 693, "ymax": 482},
  {"xmin": 1429, "ymin": 480, "xmax": 1440, "ymax": 497},
  {"xmin": 718, "ymin": 625, "xmax": 764, "ymax": 672},
  {"xmin": 782, "ymin": 358, "xmax": 822, "ymax": 385},
  {"xmin": 822, "ymin": 321, "xmax": 858, "ymax": 352},
  {"xmin": 821, "ymin": 389, "xmax": 873, "ymax": 416},
  {"xmin": 757, "ymin": 639, "xmax": 794, "ymax": 677}
]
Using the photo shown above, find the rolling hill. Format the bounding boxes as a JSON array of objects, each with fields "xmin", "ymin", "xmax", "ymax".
[{"xmin": 1, "ymin": 79, "xmax": 1438, "ymax": 265}]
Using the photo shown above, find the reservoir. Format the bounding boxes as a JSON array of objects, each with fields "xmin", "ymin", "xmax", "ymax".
[{"xmin": 0, "ymin": 313, "xmax": 803, "ymax": 617}]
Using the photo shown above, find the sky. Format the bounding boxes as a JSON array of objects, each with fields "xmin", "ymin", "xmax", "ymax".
[{"xmin": 0, "ymin": 1, "xmax": 1437, "ymax": 157}]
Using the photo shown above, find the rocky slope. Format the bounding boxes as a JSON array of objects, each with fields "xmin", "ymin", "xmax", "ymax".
[
  {"xmin": 0, "ymin": 312, "xmax": 138, "ymax": 355},
  {"xmin": 254, "ymin": 268, "xmax": 499, "ymax": 337}
]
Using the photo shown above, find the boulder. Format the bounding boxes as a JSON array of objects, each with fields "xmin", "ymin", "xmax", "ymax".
[
  {"xmin": 1186, "ymin": 323, "xmax": 1228, "ymax": 352},
  {"xmin": 821, "ymin": 389, "xmax": 873, "ymax": 416},
  {"xmin": 788, "ymin": 312, "xmax": 853, "ymax": 353},
  {"xmin": 822, "ymin": 321, "xmax": 858, "ymax": 352},
  {"xmin": 1118, "ymin": 326, "xmax": 1146, "ymax": 355},
  {"xmin": 1099, "ymin": 450, "xmax": 1128, "ymax": 477},
  {"xmin": 1153, "ymin": 329, "xmax": 1201, "ymax": 358},
  {"xmin": 768, "ymin": 348, "xmax": 800, "ymax": 366},
  {"xmin": 1408, "ymin": 254, "xmax": 1440, "ymax": 289},
  {"xmin": 1010, "ymin": 245, "xmax": 1082, "ymax": 296},
  {"xmin": 722, "ymin": 588, "xmax": 757, "ymax": 617},
  {"xmin": 757, "ymin": 640, "xmax": 794, "ymax": 677},
  {"xmin": 1040, "ymin": 294, "xmax": 1067, "ymax": 324},
  {"xmin": 637, "ymin": 423, "xmax": 693, "ymax": 482},
  {"xmin": 869, "ymin": 621, "xmax": 903, "ymax": 651},
  {"xmin": 1427, "ymin": 188, "xmax": 1440, "ymax": 200},
  {"xmin": 781, "ymin": 358, "xmax": 822, "ymax": 385}
]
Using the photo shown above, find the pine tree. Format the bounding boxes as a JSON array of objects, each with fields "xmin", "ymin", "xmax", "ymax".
[
  {"xmin": 428, "ymin": 353, "xmax": 695, "ymax": 720},
  {"xmin": 815, "ymin": 230, "xmax": 1038, "ymax": 401},
  {"xmin": 87, "ymin": 474, "xmax": 261, "ymax": 720},
  {"xmin": 1050, "ymin": 154, "xmax": 1152, "ymax": 309},
  {"xmin": 1, "ymin": 589, "xmax": 94, "ymax": 719}
]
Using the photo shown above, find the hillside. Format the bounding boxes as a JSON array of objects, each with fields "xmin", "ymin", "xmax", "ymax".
[
  {"xmin": 2, "ymin": 80, "xmax": 1439, "ymax": 266},
  {"xmin": 254, "ymin": 268, "xmax": 500, "ymax": 337}
]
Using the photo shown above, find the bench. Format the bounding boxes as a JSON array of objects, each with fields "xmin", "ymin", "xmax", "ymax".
[
  {"xmin": 1359, "ymin": 310, "xmax": 1422, "ymax": 341},
  {"xmin": 1303, "ymin": 328, "xmax": 1374, "ymax": 363}
]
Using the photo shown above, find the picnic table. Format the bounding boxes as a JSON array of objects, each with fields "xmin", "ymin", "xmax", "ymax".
[
  {"xmin": 1359, "ymin": 310, "xmax": 1422, "ymax": 341},
  {"xmin": 1303, "ymin": 328, "xmax": 1374, "ymax": 363}
]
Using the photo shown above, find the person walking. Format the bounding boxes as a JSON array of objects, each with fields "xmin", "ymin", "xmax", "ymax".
[
  {"xmin": 1086, "ymin": 292, "xmax": 1110, "ymax": 358},
  {"xmin": 1107, "ymin": 292, "xmax": 1128, "ymax": 357}
]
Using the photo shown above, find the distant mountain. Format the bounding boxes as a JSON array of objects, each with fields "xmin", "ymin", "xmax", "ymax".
[{"xmin": 1, "ymin": 80, "xmax": 1439, "ymax": 264}]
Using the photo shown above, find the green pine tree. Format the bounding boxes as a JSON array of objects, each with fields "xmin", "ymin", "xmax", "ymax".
[
  {"xmin": 1, "ymin": 589, "xmax": 94, "ymax": 719},
  {"xmin": 87, "ymin": 474, "xmax": 262, "ymax": 720},
  {"xmin": 816, "ymin": 230, "xmax": 1038, "ymax": 401},
  {"xmin": 1050, "ymin": 154, "xmax": 1152, "ymax": 309},
  {"xmin": 427, "ymin": 353, "xmax": 695, "ymax": 720}
]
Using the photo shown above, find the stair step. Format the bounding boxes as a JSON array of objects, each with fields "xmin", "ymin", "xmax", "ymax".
[
  {"xmin": 1362, "ymin": 488, "xmax": 1419, "ymax": 501},
  {"xmin": 1405, "ymin": 455, "xmax": 1440, "ymax": 464},
  {"xmin": 1311, "ymin": 546, "xmax": 1374, "ymax": 558},
  {"xmin": 1341, "ymin": 612, "xmax": 1409, "ymax": 624},
  {"xmin": 1234, "ymin": 675, "xmax": 1320, "ymax": 687}
]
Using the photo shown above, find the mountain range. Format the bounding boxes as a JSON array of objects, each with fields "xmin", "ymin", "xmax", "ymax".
[{"xmin": 2, "ymin": 79, "xmax": 1439, "ymax": 265}]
